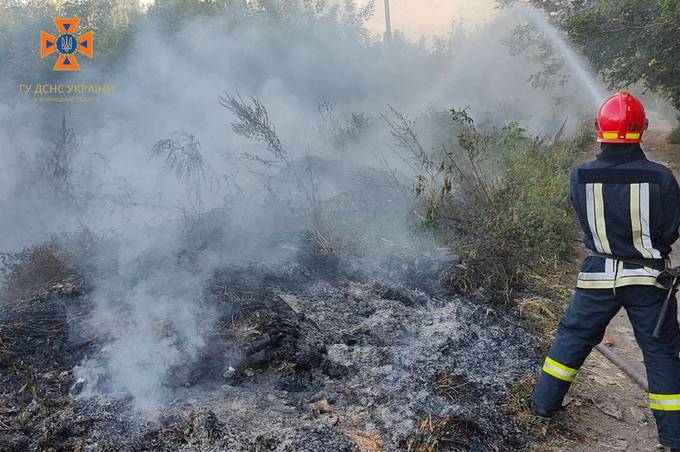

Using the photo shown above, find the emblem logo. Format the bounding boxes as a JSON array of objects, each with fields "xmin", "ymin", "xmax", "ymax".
[{"xmin": 40, "ymin": 18, "xmax": 93, "ymax": 71}]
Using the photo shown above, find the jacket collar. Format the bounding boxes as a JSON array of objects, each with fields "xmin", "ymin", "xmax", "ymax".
[{"xmin": 597, "ymin": 144, "xmax": 647, "ymax": 164}]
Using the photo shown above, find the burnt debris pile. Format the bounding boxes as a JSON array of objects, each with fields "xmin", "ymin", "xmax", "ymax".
[{"xmin": 0, "ymin": 235, "xmax": 540, "ymax": 451}]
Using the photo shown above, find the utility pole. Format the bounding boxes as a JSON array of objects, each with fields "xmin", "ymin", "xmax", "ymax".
[{"xmin": 384, "ymin": 0, "xmax": 392, "ymax": 45}]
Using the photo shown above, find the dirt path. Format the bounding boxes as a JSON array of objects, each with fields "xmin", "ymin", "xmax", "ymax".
[{"xmin": 538, "ymin": 130, "xmax": 680, "ymax": 451}]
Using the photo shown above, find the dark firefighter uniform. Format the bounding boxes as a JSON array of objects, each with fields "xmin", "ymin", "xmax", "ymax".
[{"xmin": 533, "ymin": 143, "xmax": 680, "ymax": 448}]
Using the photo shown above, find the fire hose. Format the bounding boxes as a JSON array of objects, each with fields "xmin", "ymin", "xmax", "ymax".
[{"xmin": 595, "ymin": 343, "xmax": 648, "ymax": 390}]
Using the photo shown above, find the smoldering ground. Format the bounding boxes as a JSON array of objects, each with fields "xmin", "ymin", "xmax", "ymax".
[{"xmin": 1, "ymin": 2, "xmax": 598, "ymax": 449}]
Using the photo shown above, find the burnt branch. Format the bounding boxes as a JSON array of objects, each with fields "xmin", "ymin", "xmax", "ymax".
[
  {"xmin": 219, "ymin": 93, "xmax": 286, "ymax": 160},
  {"xmin": 219, "ymin": 92, "xmax": 321, "ymax": 224}
]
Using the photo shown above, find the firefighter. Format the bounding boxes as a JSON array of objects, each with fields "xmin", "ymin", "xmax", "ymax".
[{"xmin": 532, "ymin": 92, "xmax": 680, "ymax": 450}]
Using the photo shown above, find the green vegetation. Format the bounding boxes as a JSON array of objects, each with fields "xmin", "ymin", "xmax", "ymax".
[
  {"xmin": 380, "ymin": 104, "xmax": 588, "ymax": 302},
  {"xmin": 1, "ymin": 0, "xmax": 141, "ymax": 79},
  {"xmin": 670, "ymin": 124, "xmax": 680, "ymax": 145},
  {"xmin": 566, "ymin": 1, "xmax": 680, "ymax": 110},
  {"xmin": 423, "ymin": 111, "xmax": 589, "ymax": 302},
  {"xmin": 513, "ymin": 0, "xmax": 680, "ymax": 111},
  {"xmin": 1, "ymin": 0, "xmax": 594, "ymax": 306}
]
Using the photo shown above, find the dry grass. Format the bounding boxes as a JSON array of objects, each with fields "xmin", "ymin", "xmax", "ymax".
[
  {"xmin": 515, "ymin": 254, "xmax": 576, "ymax": 349},
  {"xmin": 345, "ymin": 430, "xmax": 382, "ymax": 452},
  {"xmin": 504, "ymin": 366, "xmax": 582, "ymax": 450},
  {"xmin": 17, "ymin": 367, "xmax": 41, "ymax": 401},
  {"xmin": 405, "ymin": 414, "xmax": 472, "ymax": 452},
  {"xmin": 503, "ymin": 375, "xmax": 549, "ymax": 438},
  {"xmin": 1, "ymin": 243, "xmax": 73, "ymax": 302},
  {"xmin": 0, "ymin": 325, "xmax": 9, "ymax": 356},
  {"xmin": 523, "ymin": 254, "xmax": 579, "ymax": 299},
  {"xmin": 297, "ymin": 229, "xmax": 340, "ymax": 272},
  {"xmin": 302, "ymin": 229, "xmax": 336, "ymax": 258},
  {"xmin": 434, "ymin": 372, "xmax": 469, "ymax": 401},
  {"xmin": 441, "ymin": 225, "xmax": 526, "ymax": 302},
  {"xmin": 504, "ymin": 257, "xmax": 578, "ymax": 445},
  {"xmin": 516, "ymin": 296, "xmax": 564, "ymax": 350},
  {"xmin": 0, "ymin": 242, "xmax": 83, "ymax": 362}
]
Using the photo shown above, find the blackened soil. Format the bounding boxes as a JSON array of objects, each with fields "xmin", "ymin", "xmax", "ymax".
[{"xmin": 0, "ymin": 257, "xmax": 541, "ymax": 451}]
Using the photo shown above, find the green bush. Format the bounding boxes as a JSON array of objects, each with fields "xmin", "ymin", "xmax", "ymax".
[
  {"xmin": 669, "ymin": 125, "xmax": 680, "ymax": 145},
  {"xmin": 506, "ymin": 142, "xmax": 578, "ymax": 258},
  {"xmin": 386, "ymin": 107, "xmax": 587, "ymax": 301},
  {"xmin": 439, "ymin": 113, "xmax": 586, "ymax": 301}
]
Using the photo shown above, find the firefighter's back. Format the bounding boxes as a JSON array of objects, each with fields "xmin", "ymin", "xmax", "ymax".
[{"xmin": 570, "ymin": 144, "xmax": 680, "ymax": 289}]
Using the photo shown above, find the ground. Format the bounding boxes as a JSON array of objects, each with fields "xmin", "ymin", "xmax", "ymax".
[
  {"xmin": 532, "ymin": 130, "xmax": 680, "ymax": 452},
  {"xmin": 0, "ymin": 252, "xmax": 542, "ymax": 451},
  {"xmin": 1, "ymin": 131, "xmax": 679, "ymax": 452}
]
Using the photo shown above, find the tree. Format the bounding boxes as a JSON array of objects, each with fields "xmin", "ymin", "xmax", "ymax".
[
  {"xmin": 508, "ymin": 0, "xmax": 680, "ymax": 110},
  {"xmin": 566, "ymin": 1, "xmax": 680, "ymax": 110}
]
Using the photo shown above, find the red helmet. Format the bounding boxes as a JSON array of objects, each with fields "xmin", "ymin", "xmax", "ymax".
[{"xmin": 597, "ymin": 92, "xmax": 648, "ymax": 144}]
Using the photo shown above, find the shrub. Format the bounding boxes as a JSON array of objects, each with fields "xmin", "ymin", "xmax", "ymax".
[
  {"xmin": 439, "ymin": 111, "xmax": 586, "ymax": 301},
  {"xmin": 506, "ymin": 141, "xmax": 579, "ymax": 259},
  {"xmin": 383, "ymin": 107, "xmax": 454, "ymax": 230},
  {"xmin": 669, "ymin": 124, "xmax": 680, "ymax": 145}
]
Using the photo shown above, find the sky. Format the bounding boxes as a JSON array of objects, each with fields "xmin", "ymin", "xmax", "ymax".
[
  {"xmin": 366, "ymin": 0, "xmax": 499, "ymax": 41},
  {"xmin": 135, "ymin": 0, "xmax": 500, "ymax": 41}
]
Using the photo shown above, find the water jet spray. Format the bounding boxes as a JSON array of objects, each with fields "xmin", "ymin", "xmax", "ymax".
[{"xmin": 511, "ymin": 4, "xmax": 606, "ymax": 107}]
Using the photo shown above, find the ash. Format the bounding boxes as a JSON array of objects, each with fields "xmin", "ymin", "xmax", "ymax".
[{"xmin": 0, "ymin": 252, "xmax": 539, "ymax": 451}]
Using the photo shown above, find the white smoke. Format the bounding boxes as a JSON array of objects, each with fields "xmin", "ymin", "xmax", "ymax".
[{"xmin": 0, "ymin": 4, "xmax": 605, "ymax": 409}]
